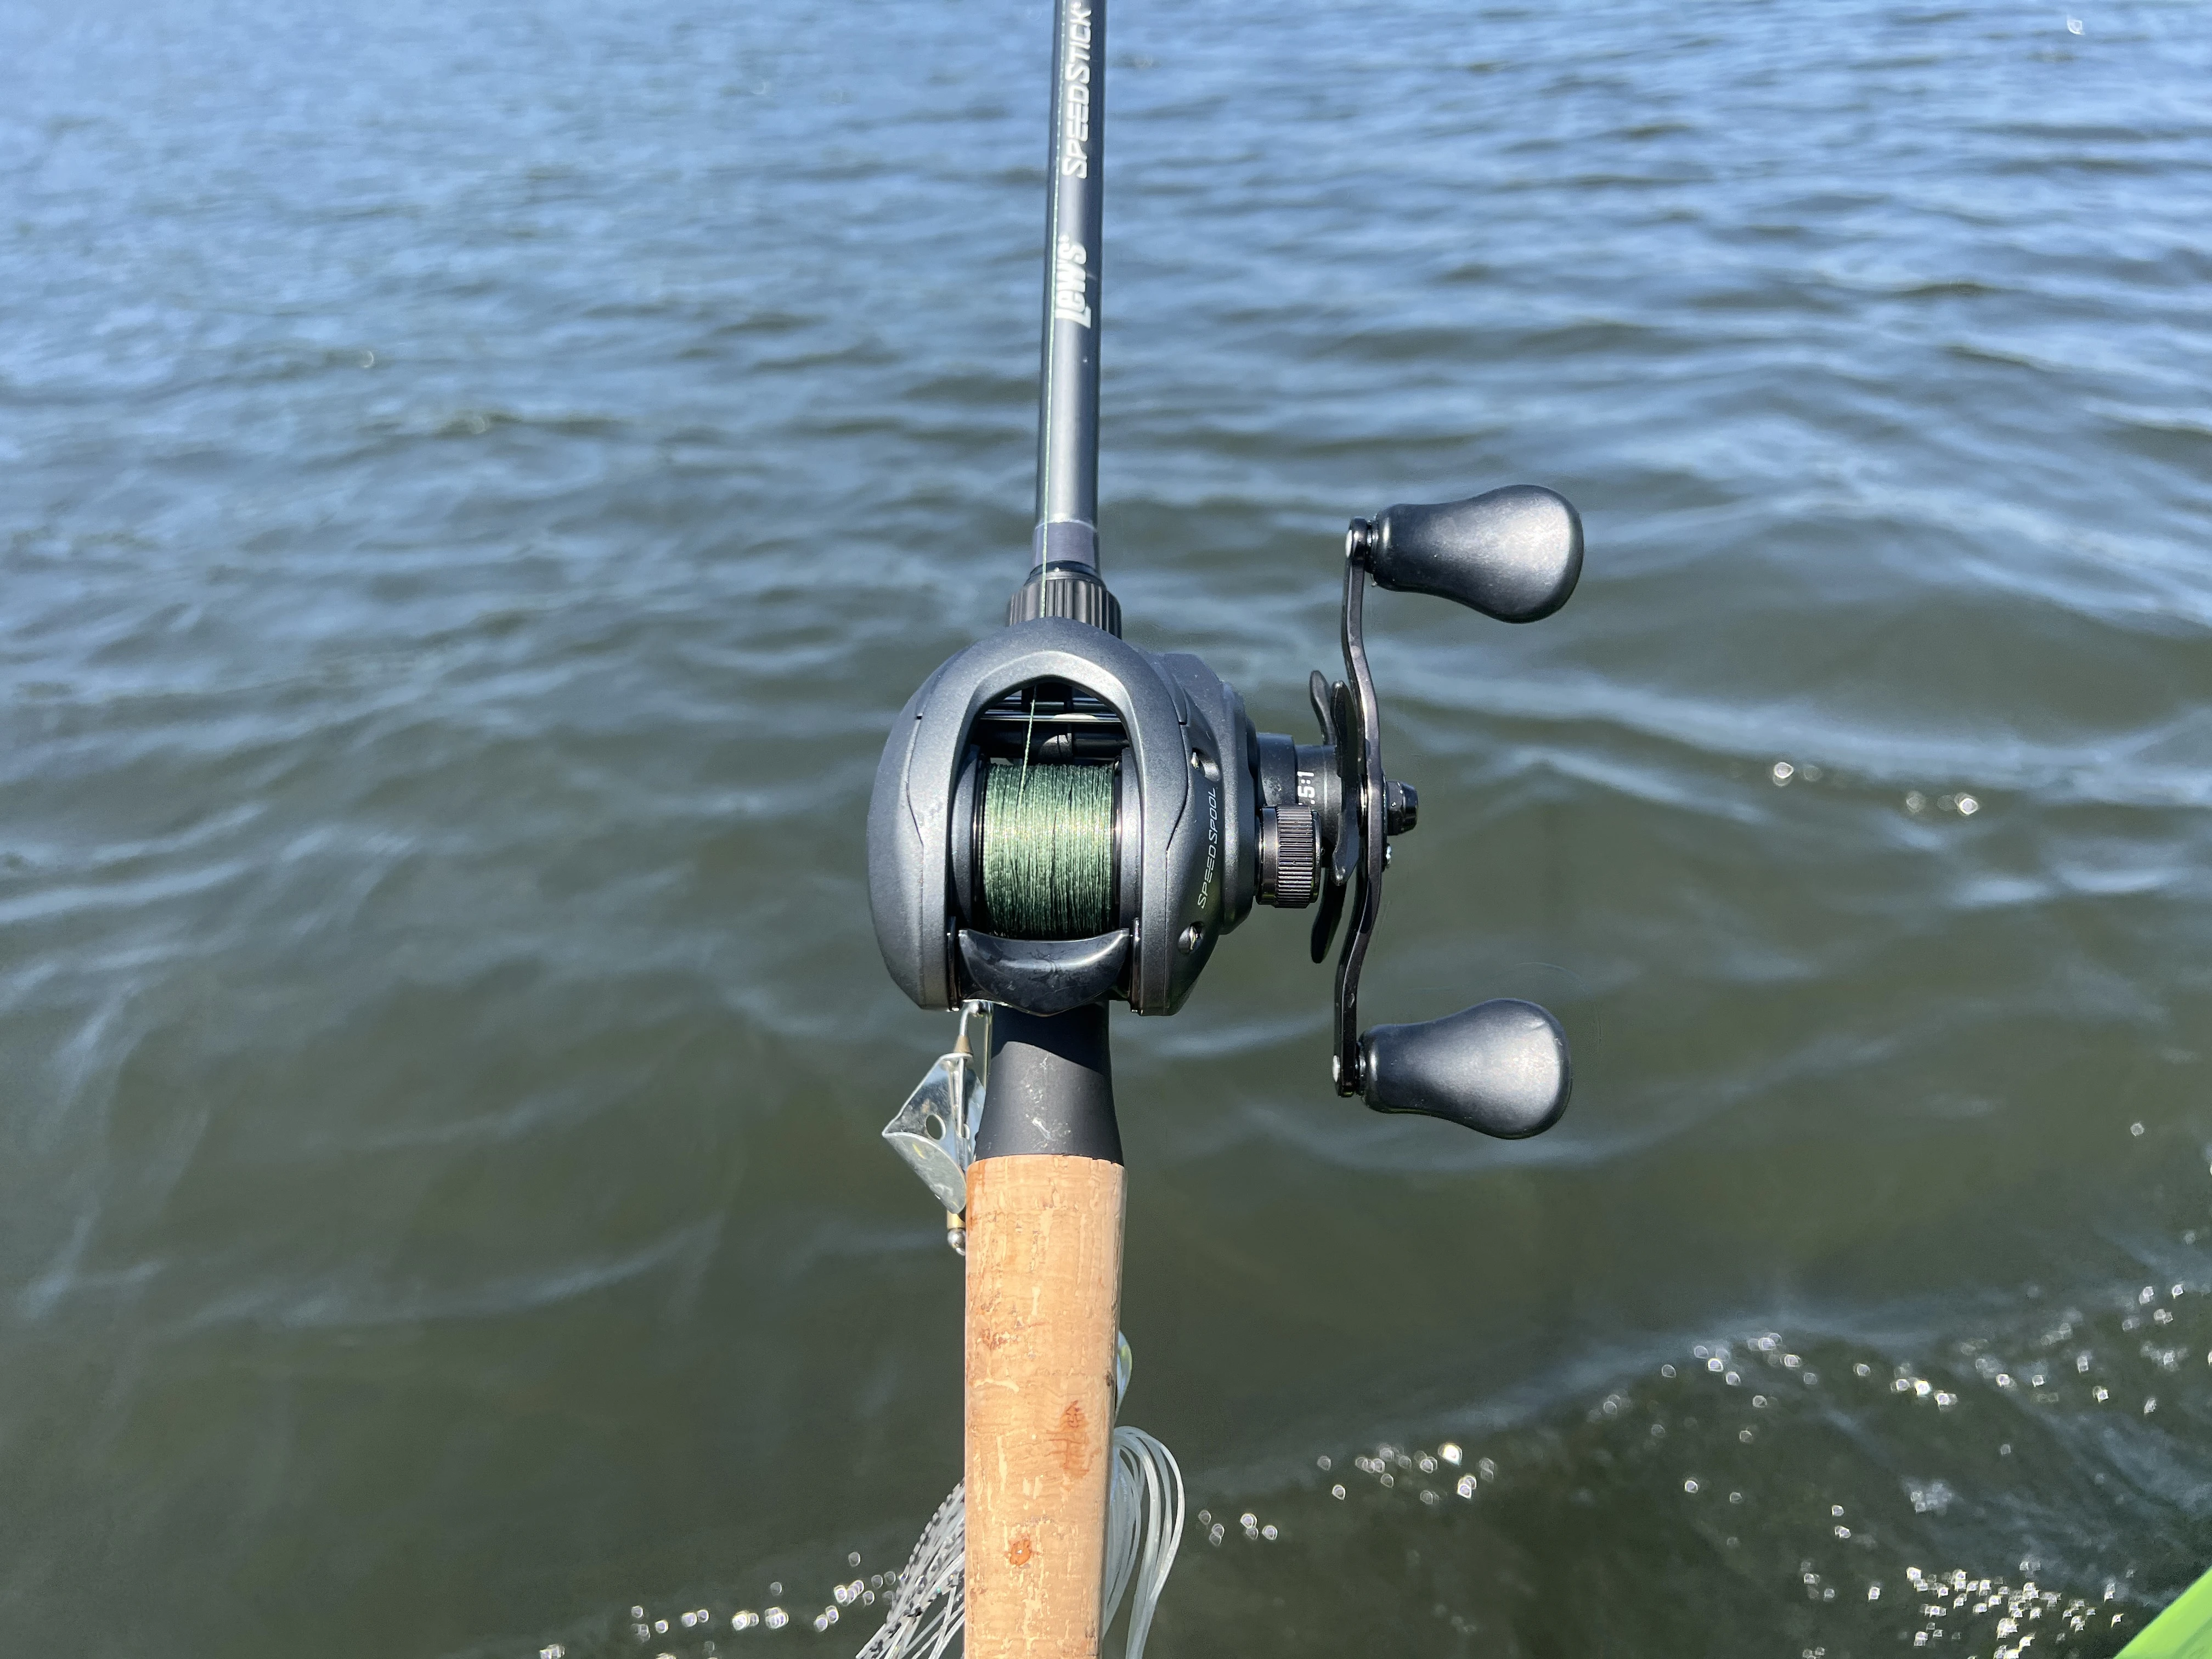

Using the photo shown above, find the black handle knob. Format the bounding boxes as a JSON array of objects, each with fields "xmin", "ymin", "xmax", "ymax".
[
  {"xmin": 1363, "ymin": 485, "xmax": 1583, "ymax": 623},
  {"xmin": 1359, "ymin": 998, "xmax": 1572, "ymax": 1137}
]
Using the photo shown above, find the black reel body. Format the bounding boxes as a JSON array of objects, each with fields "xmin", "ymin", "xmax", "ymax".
[
  {"xmin": 868, "ymin": 618, "xmax": 1256, "ymax": 1018},
  {"xmin": 867, "ymin": 483, "xmax": 1587, "ymax": 1138}
]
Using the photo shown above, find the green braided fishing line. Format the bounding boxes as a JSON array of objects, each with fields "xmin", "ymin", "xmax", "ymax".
[{"xmin": 981, "ymin": 759, "xmax": 1116, "ymax": 939}]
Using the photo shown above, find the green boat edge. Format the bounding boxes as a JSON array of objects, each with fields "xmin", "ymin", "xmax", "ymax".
[{"xmin": 2121, "ymin": 1567, "xmax": 2212, "ymax": 1658}]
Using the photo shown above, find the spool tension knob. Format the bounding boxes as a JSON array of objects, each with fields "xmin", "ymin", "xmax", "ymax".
[{"xmin": 1257, "ymin": 805, "xmax": 1320, "ymax": 909}]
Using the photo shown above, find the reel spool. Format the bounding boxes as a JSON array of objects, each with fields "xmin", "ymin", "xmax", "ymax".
[
  {"xmin": 868, "ymin": 483, "xmax": 1587, "ymax": 1138},
  {"xmin": 975, "ymin": 757, "xmax": 1117, "ymax": 940},
  {"xmin": 957, "ymin": 691, "xmax": 1126, "ymax": 942}
]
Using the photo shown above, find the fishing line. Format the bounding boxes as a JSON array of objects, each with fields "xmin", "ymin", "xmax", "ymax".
[
  {"xmin": 858, "ymin": 1342, "xmax": 1183, "ymax": 1659},
  {"xmin": 1102, "ymin": 1426, "xmax": 1184, "ymax": 1657},
  {"xmin": 980, "ymin": 757, "xmax": 1116, "ymax": 939}
]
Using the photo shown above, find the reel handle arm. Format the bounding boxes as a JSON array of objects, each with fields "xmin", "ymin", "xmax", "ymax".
[{"xmin": 1321, "ymin": 486, "xmax": 1584, "ymax": 1135}]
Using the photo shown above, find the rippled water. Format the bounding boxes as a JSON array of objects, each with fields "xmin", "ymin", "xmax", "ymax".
[{"xmin": 6, "ymin": 0, "xmax": 2212, "ymax": 1654}]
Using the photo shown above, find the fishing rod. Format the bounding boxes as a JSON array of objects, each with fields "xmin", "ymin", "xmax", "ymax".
[{"xmin": 864, "ymin": 0, "xmax": 1583, "ymax": 1651}]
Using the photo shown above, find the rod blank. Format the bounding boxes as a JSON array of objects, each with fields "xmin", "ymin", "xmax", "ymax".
[{"xmin": 1032, "ymin": 0, "xmax": 1105, "ymax": 573}]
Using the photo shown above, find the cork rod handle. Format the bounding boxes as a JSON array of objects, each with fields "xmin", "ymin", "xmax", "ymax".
[{"xmin": 963, "ymin": 1154, "xmax": 1126, "ymax": 1659}]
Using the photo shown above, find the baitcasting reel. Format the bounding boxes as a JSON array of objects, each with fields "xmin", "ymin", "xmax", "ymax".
[{"xmin": 867, "ymin": 483, "xmax": 1584, "ymax": 1137}]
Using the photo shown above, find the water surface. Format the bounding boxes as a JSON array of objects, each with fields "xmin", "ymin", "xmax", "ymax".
[{"xmin": 5, "ymin": 1, "xmax": 2212, "ymax": 1655}]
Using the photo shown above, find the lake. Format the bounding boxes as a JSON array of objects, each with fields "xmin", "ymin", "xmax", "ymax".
[{"xmin": 4, "ymin": 0, "xmax": 2210, "ymax": 1654}]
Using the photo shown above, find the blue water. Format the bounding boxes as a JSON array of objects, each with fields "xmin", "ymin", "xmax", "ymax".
[{"xmin": 5, "ymin": 1, "xmax": 2212, "ymax": 1654}]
